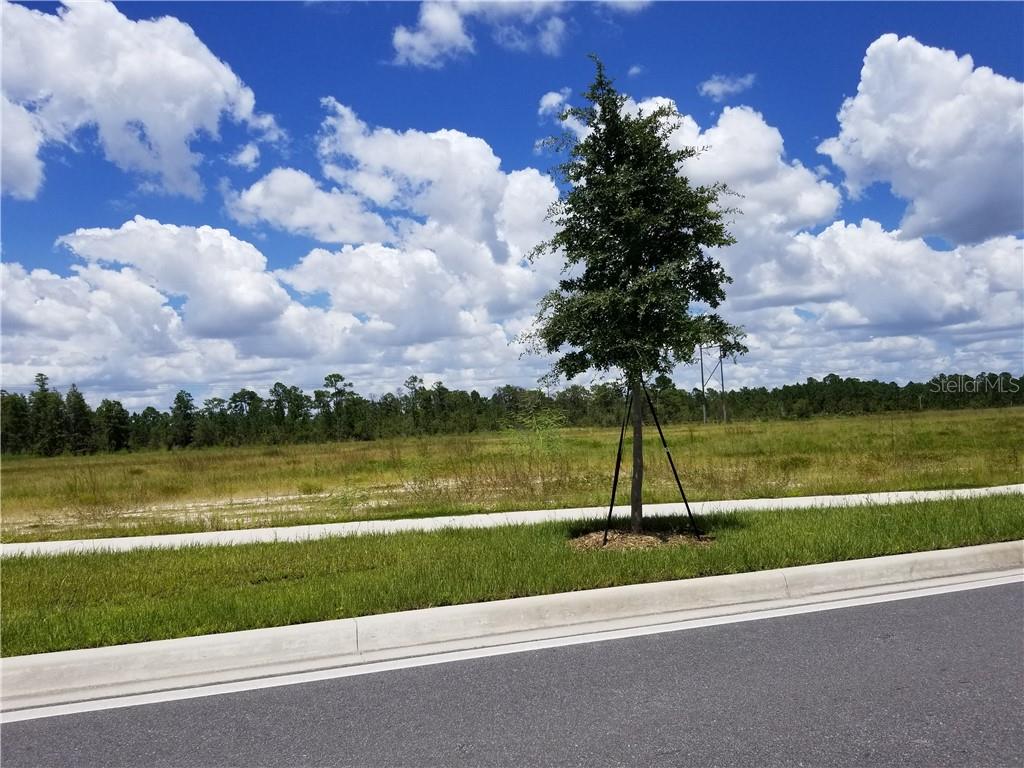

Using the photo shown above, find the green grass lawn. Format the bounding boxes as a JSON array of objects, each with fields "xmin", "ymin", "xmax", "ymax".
[
  {"xmin": 2, "ymin": 407, "xmax": 1022, "ymax": 542},
  {"xmin": 2, "ymin": 494, "xmax": 1021, "ymax": 657}
]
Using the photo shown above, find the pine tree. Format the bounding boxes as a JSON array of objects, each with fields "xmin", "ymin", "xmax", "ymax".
[
  {"xmin": 0, "ymin": 390, "xmax": 32, "ymax": 453},
  {"xmin": 64, "ymin": 384, "xmax": 95, "ymax": 454},
  {"xmin": 95, "ymin": 399, "xmax": 131, "ymax": 452},
  {"xmin": 169, "ymin": 390, "xmax": 196, "ymax": 448},
  {"xmin": 28, "ymin": 373, "xmax": 66, "ymax": 456}
]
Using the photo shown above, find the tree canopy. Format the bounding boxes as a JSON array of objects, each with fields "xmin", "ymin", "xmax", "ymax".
[{"xmin": 529, "ymin": 57, "xmax": 746, "ymax": 385}]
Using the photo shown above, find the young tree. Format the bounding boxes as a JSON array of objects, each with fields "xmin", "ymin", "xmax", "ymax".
[{"xmin": 529, "ymin": 58, "xmax": 745, "ymax": 532}]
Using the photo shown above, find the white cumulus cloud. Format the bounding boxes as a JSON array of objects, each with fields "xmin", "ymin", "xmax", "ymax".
[
  {"xmin": 392, "ymin": 1, "xmax": 474, "ymax": 68},
  {"xmin": 717, "ymin": 223, "xmax": 1024, "ymax": 389},
  {"xmin": 600, "ymin": 0, "xmax": 651, "ymax": 13},
  {"xmin": 393, "ymin": 1, "xmax": 649, "ymax": 67},
  {"xmin": 783, "ymin": 220, "xmax": 1021, "ymax": 333},
  {"xmin": 0, "ymin": 0, "xmax": 280, "ymax": 200},
  {"xmin": 818, "ymin": 33, "xmax": 1024, "ymax": 244},
  {"xmin": 226, "ymin": 168, "xmax": 392, "ymax": 245},
  {"xmin": 537, "ymin": 88, "xmax": 588, "ymax": 139},
  {"xmin": 317, "ymin": 98, "xmax": 510, "ymax": 243},
  {"xmin": 616, "ymin": 97, "xmax": 842, "ymax": 240},
  {"xmin": 538, "ymin": 88, "xmax": 570, "ymax": 116},
  {"xmin": 537, "ymin": 16, "xmax": 567, "ymax": 56},
  {"xmin": 1, "ymin": 96, "xmax": 45, "ymax": 199},
  {"xmin": 57, "ymin": 216, "xmax": 292, "ymax": 339},
  {"xmin": 228, "ymin": 143, "xmax": 261, "ymax": 171},
  {"xmin": 698, "ymin": 73, "xmax": 756, "ymax": 102}
]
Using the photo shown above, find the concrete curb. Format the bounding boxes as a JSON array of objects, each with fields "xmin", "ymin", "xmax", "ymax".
[
  {"xmin": 3, "ymin": 540, "xmax": 1021, "ymax": 712},
  {"xmin": 4, "ymin": 484, "xmax": 1022, "ymax": 557}
]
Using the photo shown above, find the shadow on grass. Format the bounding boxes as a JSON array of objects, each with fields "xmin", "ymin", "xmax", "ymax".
[{"xmin": 567, "ymin": 511, "xmax": 749, "ymax": 538}]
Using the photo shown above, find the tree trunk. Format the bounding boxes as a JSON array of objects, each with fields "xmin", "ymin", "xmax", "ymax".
[{"xmin": 630, "ymin": 379, "xmax": 644, "ymax": 533}]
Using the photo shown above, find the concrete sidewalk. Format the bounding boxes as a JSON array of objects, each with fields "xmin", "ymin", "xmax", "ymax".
[{"xmin": 3, "ymin": 484, "xmax": 1021, "ymax": 557}]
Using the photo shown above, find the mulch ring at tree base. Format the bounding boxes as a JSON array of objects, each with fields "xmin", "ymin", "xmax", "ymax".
[{"xmin": 569, "ymin": 529, "xmax": 714, "ymax": 552}]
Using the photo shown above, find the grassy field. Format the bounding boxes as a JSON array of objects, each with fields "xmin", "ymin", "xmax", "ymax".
[
  {"xmin": 2, "ymin": 494, "xmax": 1021, "ymax": 656},
  {"xmin": 1, "ymin": 407, "xmax": 1021, "ymax": 542}
]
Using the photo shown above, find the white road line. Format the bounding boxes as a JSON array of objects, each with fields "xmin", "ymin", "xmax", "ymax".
[
  {"xmin": 3, "ymin": 484, "xmax": 1022, "ymax": 557},
  {"xmin": 3, "ymin": 572, "xmax": 1020, "ymax": 724}
]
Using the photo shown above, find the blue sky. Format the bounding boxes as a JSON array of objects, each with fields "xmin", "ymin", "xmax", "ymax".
[{"xmin": 2, "ymin": 1, "xmax": 1022, "ymax": 407}]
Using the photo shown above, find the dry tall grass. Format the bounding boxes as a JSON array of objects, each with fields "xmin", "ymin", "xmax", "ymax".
[{"xmin": 2, "ymin": 407, "xmax": 1021, "ymax": 541}]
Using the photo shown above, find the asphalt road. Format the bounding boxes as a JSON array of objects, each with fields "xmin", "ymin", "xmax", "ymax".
[{"xmin": 3, "ymin": 583, "xmax": 1022, "ymax": 768}]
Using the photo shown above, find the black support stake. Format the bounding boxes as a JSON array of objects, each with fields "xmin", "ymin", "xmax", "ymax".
[
  {"xmin": 602, "ymin": 392, "xmax": 633, "ymax": 546},
  {"xmin": 640, "ymin": 381, "xmax": 703, "ymax": 536}
]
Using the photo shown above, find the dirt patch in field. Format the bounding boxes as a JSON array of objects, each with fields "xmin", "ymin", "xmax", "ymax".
[{"xmin": 569, "ymin": 529, "xmax": 714, "ymax": 551}]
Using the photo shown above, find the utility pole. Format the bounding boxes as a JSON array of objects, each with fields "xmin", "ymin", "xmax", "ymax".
[
  {"xmin": 719, "ymin": 345, "xmax": 727, "ymax": 423},
  {"xmin": 698, "ymin": 344, "xmax": 707, "ymax": 424}
]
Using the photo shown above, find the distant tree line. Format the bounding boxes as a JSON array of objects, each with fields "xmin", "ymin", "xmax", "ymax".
[{"xmin": 1, "ymin": 371, "xmax": 1021, "ymax": 457}]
